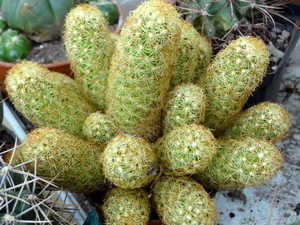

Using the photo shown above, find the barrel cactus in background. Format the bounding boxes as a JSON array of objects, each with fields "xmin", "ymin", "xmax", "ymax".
[
  {"xmin": 1, "ymin": 0, "xmax": 74, "ymax": 42},
  {"xmin": 102, "ymin": 187, "xmax": 151, "ymax": 225},
  {"xmin": 162, "ymin": 84, "xmax": 207, "ymax": 134},
  {"xmin": 4, "ymin": 61, "xmax": 95, "ymax": 139},
  {"xmin": 64, "ymin": 4, "xmax": 115, "ymax": 111},
  {"xmin": 0, "ymin": 148, "xmax": 77, "ymax": 224},
  {"xmin": 197, "ymin": 36, "xmax": 270, "ymax": 135},
  {"xmin": 10, "ymin": 127, "xmax": 106, "ymax": 194},
  {"xmin": 105, "ymin": 0, "xmax": 182, "ymax": 141},
  {"xmin": 156, "ymin": 124, "xmax": 218, "ymax": 176},
  {"xmin": 0, "ymin": 29, "xmax": 30, "ymax": 63},
  {"xmin": 170, "ymin": 20, "xmax": 212, "ymax": 89},
  {"xmin": 193, "ymin": 138, "xmax": 283, "ymax": 190},
  {"xmin": 102, "ymin": 134, "xmax": 158, "ymax": 189},
  {"xmin": 220, "ymin": 101, "xmax": 290, "ymax": 143},
  {"xmin": 151, "ymin": 176, "xmax": 217, "ymax": 225},
  {"xmin": 177, "ymin": 0, "xmax": 284, "ymax": 46}
]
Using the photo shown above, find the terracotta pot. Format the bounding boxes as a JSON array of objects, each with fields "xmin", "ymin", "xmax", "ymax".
[{"xmin": 0, "ymin": 60, "xmax": 73, "ymax": 95}]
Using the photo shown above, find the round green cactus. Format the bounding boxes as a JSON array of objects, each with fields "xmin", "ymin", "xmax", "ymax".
[
  {"xmin": 64, "ymin": 4, "xmax": 115, "ymax": 111},
  {"xmin": 1, "ymin": 0, "xmax": 74, "ymax": 42},
  {"xmin": 220, "ymin": 101, "xmax": 290, "ymax": 143},
  {"xmin": 102, "ymin": 187, "xmax": 151, "ymax": 225},
  {"xmin": 156, "ymin": 124, "xmax": 218, "ymax": 176},
  {"xmin": 105, "ymin": 0, "xmax": 181, "ymax": 141},
  {"xmin": 193, "ymin": 138, "xmax": 283, "ymax": 190},
  {"xmin": 162, "ymin": 84, "xmax": 207, "ymax": 134},
  {"xmin": 0, "ymin": 29, "xmax": 30, "ymax": 63},
  {"xmin": 170, "ymin": 20, "xmax": 212, "ymax": 89},
  {"xmin": 13, "ymin": 127, "xmax": 106, "ymax": 194},
  {"xmin": 89, "ymin": 0, "xmax": 119, "ymax": 25},
  {"xmin": 4, "ymin": 61, "xmax": 95, "ymax": 139},
  {"xmin": 151, "ymin": 176, "xmax": 217, "ymax": 225},
  {"xmin": 83, "ymin": 111, "xmax": 118, "ymax": 146},
  {"xmin": 197, "ymin": 36, "xmax": 269, "ymax": 135},
  {"xmin": 102, "ymin": 134, "xmax": 158, "ymax": 189}
]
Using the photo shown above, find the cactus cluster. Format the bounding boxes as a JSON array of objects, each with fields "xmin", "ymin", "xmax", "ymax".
[{"xmin": 2, "ymin": 0, "xmax": 291, "ymax": 224}]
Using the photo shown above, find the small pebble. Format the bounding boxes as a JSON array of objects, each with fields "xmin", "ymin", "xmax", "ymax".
[
  {"xmin": 272, "ymin": 27, "xmax": 282, "ymax": 34},
  {"xmin": 282, "ymin": 30, "xmax": 291, "ymax": 39}
]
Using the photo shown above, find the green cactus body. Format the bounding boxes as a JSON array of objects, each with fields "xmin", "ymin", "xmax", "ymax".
[
  {"xmin": 220, "ymin": 102, "xmax": 290, "ymax": 143},
  {"xmin": 0, "ymin": 29, "xmax": 30, "ymax": 63},
  {"xmin": 162, "ymin": 84, "xmax": 207, "ymax": 134},
  {"xmin": 170, "ymin": 20, "xmax": 212, "ymax": 89},
  {"xmin": 102, "ymin": 134, "xmax": 158, "ymax": 189},
  {"xmin": 1, "ymin": 0, "xmax": 74, "ymax": 42},
  {"xmin": 102, "ymin": 187, "xmax": 151, "ymax": 225},
  {"xmin": 4, "ymin": 61, "xmax": 95, "ymax": 139},
  {"xmin": 64, "ymin": 4, "xmax": 115, "ymax": 111},
  {"xmin": 156, "ymin": 124, "xmax": 218, "ymax": 176},
  {"xmin": 105, "ymin": 0, "xmax": 181, "ymax": 140},
  {"xmin": 83, "ymin": 111, "xmax": 118, "ymax": 145},
  {"xmin": 197, "ymin": 36, "xmax": 269, "ymax": 135},
  {"xmin": 193, "ymin": 138, "xmax": 283, "ymax": 190},
  {"xmin": 13, "ymin": 127, "xmax": 106, "ymax": 194},
  {"xmin": 151, "ymin": 176, "xmax": 217, "ymax": 225}
]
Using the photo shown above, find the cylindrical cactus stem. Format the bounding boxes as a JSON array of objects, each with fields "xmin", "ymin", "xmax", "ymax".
[
  {"xmin": 156, "ymin": 124, "xmax": 218, "ymax": 176},
  {"xmin": 162, "ymin": 84, "xmax": 207, "ymax": 134},
  {"xmin": 219, "ymin": 102, "xmax": 290, "ymax": 143},
  {"xmin": 170, "ymin": 20, "xmax": 212, "ymax": 89},
  {"xmin": 11, "ymin": 127, "xmax": 106, "ymax": 194},
  {"xmin": 101, "ymin": 134, "xmax": 159, "ymax": 189},
  {"xmin": 64, "ymin": 4, "xmax": 115, "ymax": 111},
  {"xmin": 105, "ymin": 0, "xmax": 181, "ymax": 140},
  {"xmin": 197, "ymin": 36, "xmax": 269, "ymax": 135},
  {"xmin": 151, "ymin": 176, "xmax": 217, "ymax": 225},
  {"xmin": 102, "ymin": 187, "xmax": 151, "ymax": 225},
  {"xmin": 4, "ymin": 61, "xmax": 95, "ymax": 139},
  {"xmin": 193, "ymin": 138, "xmax": 283, "ymax": 190},
  {"xmin": 83, "ymin": 111, "xmax": 118, "ymax": 146}
]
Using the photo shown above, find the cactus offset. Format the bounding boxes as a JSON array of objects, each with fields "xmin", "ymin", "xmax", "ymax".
[
  {"xmin": 151, "ymin": 176, "xmax": 217, "ymax": 225},
  {"xmin": 4, "ymin": 61, "xmax": 95, "ymax": 139},
  {"xmin": 170, "ymin": 20, "xmax": 212, "ymax": 89},
  {"xmin": 64, "ymin": 4, "xmax": 115, "ymax": 111},
  {"xmin": 220, "ymin": 102, "xmax": 290, "ymax": 143},
  {"xmin": 102, "ymin": 134, "xmax": 158, "ymax": 189},
  {"xmin": 102, "ymin": 187, "xmax": 151, "ymax": 225},
  {"xmin": 83, "ymin": 112, "xmax": 118, "ymax": 146},
  {"xmin": 162, "ymin": 84, "xmax": 207, "ymax": 134},
  {"xmin": 197, "ymin": 36, "xmax": 269, "ymax": 135},
  {"xmin": 11, "ymin": 127, "xmax": 106, "ymax": 194},
  {"xmin": 105, "ymin": 0, "xmax": 181, "ymax": 140},
  {"xmin": 156, "ymin": 124, "xmax": 218, "ymax": 176},
  {"xmin": 193, "ymin": 138, "xmax": 283, "ymax": 190}
]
